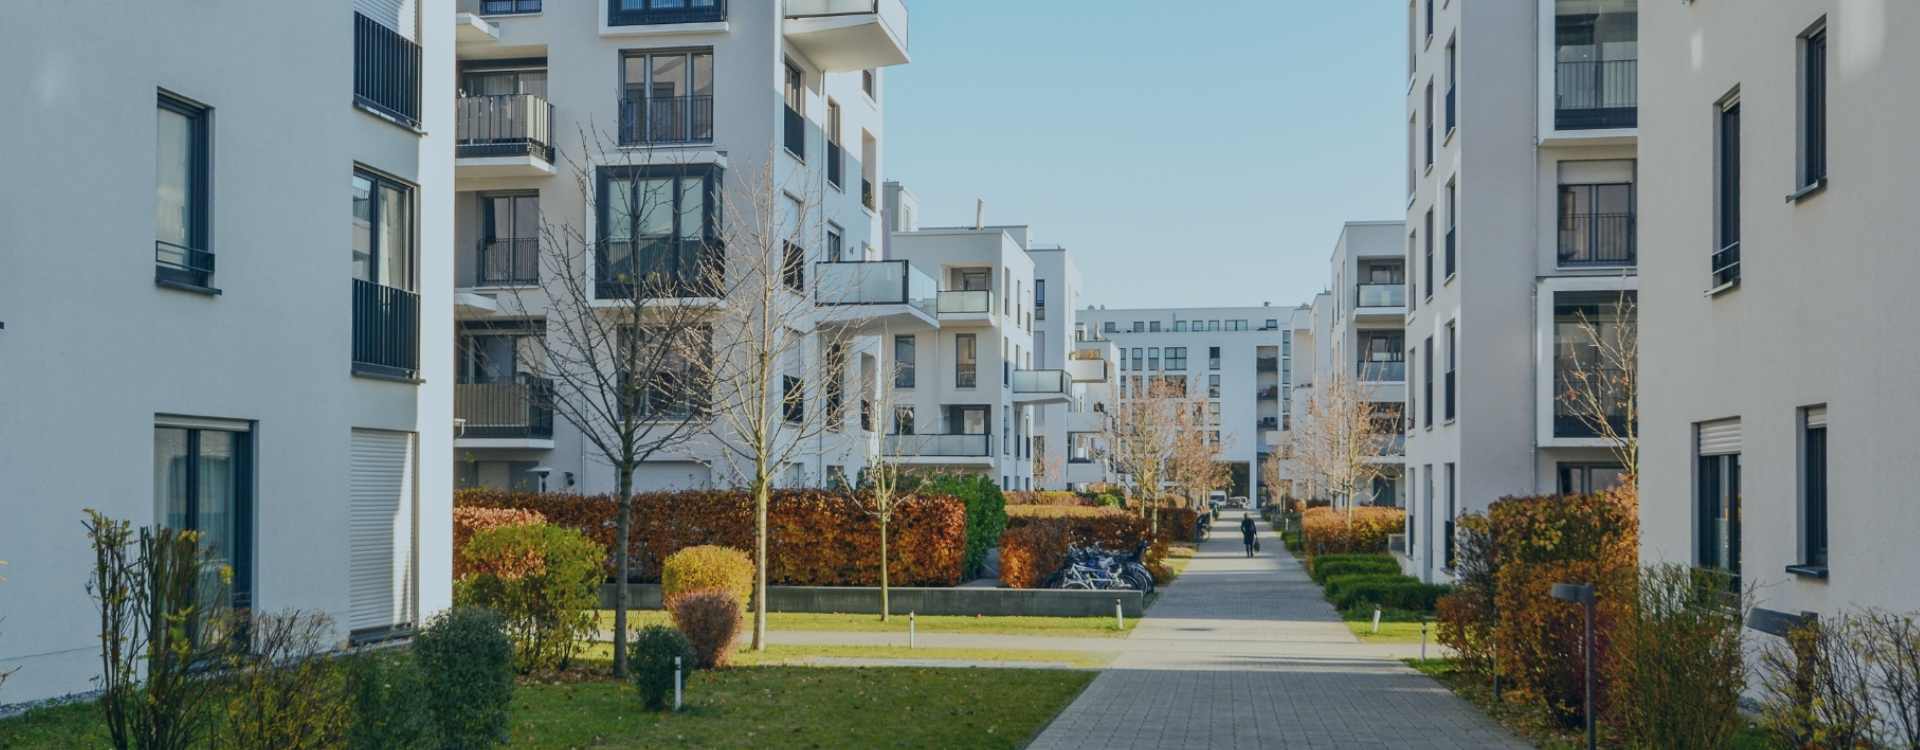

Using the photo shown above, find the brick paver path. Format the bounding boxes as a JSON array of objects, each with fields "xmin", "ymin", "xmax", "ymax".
[{"xmin": 1026, "ymin": 516, "xmax": 1526, "ymax": 750}]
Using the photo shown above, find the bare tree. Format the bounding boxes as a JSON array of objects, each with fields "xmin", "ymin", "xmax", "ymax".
[
  {"xmin": 1557, "ymin": 289, "xmax": 1638, "ymax": 480},
  {"xmin": 846, "ymin": 349, "xmax": 908, "ymax": 621},
  {"xmin": 690, "ymin": 158, "xmax": 856, "ymax": 651},
  {"xmin": 496, "ymin": 129, "xmax": 715, "ymax": 676},
  {"xmin": 1164, "ymin": 403, "xmax": 1228, "ymax": 511},
  {"xmin": 1106, "ymin": 377, "xmax": 1203, "ymax": 531},
  {"xmin": 1259, "ymin": 448, "xmax": 1289, "ymax": 510},
  {"xmin": 1283, "ymin": 369, "xmax": 1396, "ymax": 526}
]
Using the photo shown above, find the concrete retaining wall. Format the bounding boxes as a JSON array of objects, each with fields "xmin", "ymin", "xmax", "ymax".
[{"xmin": 600, "ymin": 584, "xmax": 1145, "ymax": 617}]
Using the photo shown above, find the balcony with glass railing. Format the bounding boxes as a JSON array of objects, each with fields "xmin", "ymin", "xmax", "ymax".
[
  {"xmin": 812, "ymin": 260, "xmax": 938, "ymax": 332},
  {"xmin": 1358, "ymin": 359, "xmax": 1407, "ymax": 383},
  {"xmin": 936, "ymin": 290, "xmax": 993, "ymax": 318},
  {"xmin": 1355, "ymin": 283, "xmax": 1407, "ymax": 309},
  {"xmin": 1013, "ymin": 370, "xmax": 1070, "ymax": 403},
  {"xmin": 883, "ymin": 432, "xmax": 991, "ymax": 460}
]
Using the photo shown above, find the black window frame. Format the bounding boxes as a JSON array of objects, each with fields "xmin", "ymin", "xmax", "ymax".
[
  {"xmin": 1696, "ymin": 452, "xmax": 1742, "ymax": 588},
  {"xmin": 593, "ymin": 163, "xmax": 722, "ymax": 299},
  {"xmin": 1713, "ymin": 97, "xmax": 1742, "ymax": 290},
  {"xmin": 955, "ymin": 333, "xmax": 977, "ymax": 389},
  {"xmin": 154, "ymin": 423, "xmax": 255, "ymax": 614},
  {"xmin": 1444, "ymin": 321, "xmax": 1456, "ymax": 422},
  {"xmin": 1423, "ymin": 335, "xmax": 1434, "ymax": 429},
  {"xmin": 1444, "ymin": 179, "xmax": 1457, "ymax": 278},
  {"xmin": 1799, "ymin": 23, "xmax": 1828, "ymax": 190},
  {"xmin": 1801, "ymin": 411, "xmax": 1828, "ymax": 571},
  {"xmin": 353, "ymin": 168, "xmax": 418, "ymax": 291},
  {"xmin": 156, "ymin": 91, "xmax": 215, "ymax": 292},
  {"xmin": 608, "ymin": 0, "xmax": 726, "ymax": 26},
  {"xmin": 480, "ymin": 0, "xmax": 542, "ymax": 14},
  {"xmin": 893, "ymin": 334, "xmax": 916, "ymax": 389},
  {"xmin": 1423, "ymin": 209, "xmax": 1435, "ymax": 299}
]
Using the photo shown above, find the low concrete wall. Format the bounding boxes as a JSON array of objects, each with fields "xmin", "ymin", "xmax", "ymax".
[{"xmin": 600, "ymin": 583, "xmax": 1145, "ymax": 617}]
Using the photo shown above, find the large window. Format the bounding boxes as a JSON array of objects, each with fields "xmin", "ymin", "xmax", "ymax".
[
  {"xmin": 1558, "ymin": 182, "xmax": 1636, "ymax": 266},
  {"xmin": 1697, "ymin": 452, "xmax": 1741, "ymax": 581},
  {"xmin": 608, "ymin": 0, "xmax": 724, "ymax": 26},
  {"xmin": 1799, "ymin": 24, "xmax": 1828, "ymax": 190},
  {"xmin": 1035, "ymin": 279, "xmax": 1046, "ymax": 320},
  {"xmin": 1423, "ymin": 209, "xmax": 1435, "ymax": 298},
  {"xmin": 1713, "ymin": 97, "xmax": 1741, "ymax": 289},
  {"xmin": 955, "ymin": 334, "xmax": 977, "ymax": 388},
  {"xmin": 352, "ymin": 169, "xmax": 419, "ymax": 378},
  {"xmin": 155, "ymin": 422, "xmax": 253, "ymax": 612},
  {"xmin": 457, "ymin": 323, "xmax": 542, "ymax": 384},
  {"xmin": 1423, "ymin": 336, "xmax": 1434, "ymax": 428},
  {"xmin": 619, "ymin": 50, "xmax": 713, "ymax": 145},
  {"xmin": 1444, "ymin": 322, "xmax": 1456, "ymax": 421},
  {"xmin": 1147, "ymin": 347, "xmax": 1161, "ymax": 371},
  {"xmin": 1444, "ymin": 179, "xmax": 1457, "ymax": 277},
  {"xmin": 1165, "ymin": 347, "xmax": 1187, "ymax": 371},
  {"xmin": 618, "ymin": 325, "xmax": 710, "ymax": 420},
  {"xmin": 1800, "ymin": 407, "xmax": 1828, "ymax": 572},
  {"xmin": 1358, "ymin": 331, "xmax": 1405, "ymax": 382},
  {"xmin": 478, "ymin": 193, "xmax": 540, "ymax": 286},
  {"xmin": 1443, "ymin": 462, "xmax": 1456, "ymax": 569},
  {"xmin": 1209, "ymin": 346, "xmax": 1221, "ymax": 370},
  {"xmin": 157, "ymin": 92, "xmax": 213, "ymax": 290},
  {"xmin": 783, "ymin": 61, "xmax": 806, "ymax": 159},
  {"xmin": 1554, "ymin": 0, "xmax": 1638, "ymax": 130},
  {"xmin": 1553, "ymin": 290, "xmax": 1635, "ymax": 437},
  {"xmin": 893, "ymin": 335, "xmax": 916, "ymax": 389},
  {"xmin": 596, "ymin": 164, "xmax": 720, "ymax": 298},
  {"xmin": 1558, "ymin": 463, "xmax": 1625, "ymax": 495}
]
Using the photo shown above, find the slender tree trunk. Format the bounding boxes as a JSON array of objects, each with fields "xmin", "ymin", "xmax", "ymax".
[
  {"xmin": 879, "ymin": 513, "xmax": 890, "ymax": 622},
  {"xmin": 752, "ymin": 471, "xmax": 769, "ymax": 651},
  {"xmin": 613, "ymin": 469, "xmax": 633, "ymax": 677}
]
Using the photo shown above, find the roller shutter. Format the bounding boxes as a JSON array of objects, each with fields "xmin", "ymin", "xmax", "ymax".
[
  {"xmin": 349, "ymin": 429, "xmax": 417, "ymax": 639},
  {"xmin": 1696, "ymin": 418, "xmax": 1742, "ymax": 456},
  {"xmin": 354, "ymin": 0, "xmax": 417, "ymax": 40}
]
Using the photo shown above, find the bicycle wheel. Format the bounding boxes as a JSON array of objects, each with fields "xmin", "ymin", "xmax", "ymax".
[
  {"xmin": 1122, "ymin": 569, "xmax": 1153, "ymax": 592},
  {"xmin": 1062, "ymin": 578, "xmax": 1094, "ymax": 590}
]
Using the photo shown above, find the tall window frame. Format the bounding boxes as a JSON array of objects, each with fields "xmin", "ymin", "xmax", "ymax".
[
  {"xmin": 955, "ymin": 334, "xmax": 977, "ymax": 389},
  {"xmin": 1423, "ymin": 335, "xmax": 1435, "ymax": 428},
  {"xmin": 1713, "ymin": 94, "xmax": 1742, "ymax": 290},
  {"xmin": 594, "ymin": 163, "xmax": 721, "ymax": 297},
  {"xmin": 618, "ymin": 48, "xmax": 715, "ymax": 145},
  {"xmin": 893, "ymin": 335, "xmax": 916, "ymax": 389},
  {"xmin": 1799, "ymin": 407, "xmax": 1828, "ymax": 572},
  {"xmin": 157, "ymin": 91, "xmax": 214, "ymax": 290},
  {"xmin": 1798, "ymin": 22, "xmax": 1828, "ymax": 190},
  {"xmin": 154, "ymin": 421, "xmax": 255, "ymax": 613},
  {"xmin": 352, "ymin": 169, "xmax": 416, "ymax": 292}
]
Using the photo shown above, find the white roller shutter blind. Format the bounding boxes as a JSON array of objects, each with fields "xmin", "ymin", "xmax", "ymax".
[
  {"xmin": 349, "ymin": 429, "xmax": 417, "ymax": 636},
  {"xmin": 1697, "ymin": 418, "xmax": 1742, "ymax": 456},
  {"xmin": 354, "ymin": 0, "xmax": 417, "ymax": 40},
  {"xmin": 1805, "ymin": 405, "xmax": 1828, "ymax": 429}
]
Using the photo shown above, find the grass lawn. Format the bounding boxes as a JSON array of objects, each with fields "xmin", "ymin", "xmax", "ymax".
[
  {"xmin": 579, "ymin": 641, "xmax": 1116, "ymax": 669},
  {"xmin": 0, "ymin": 666, "xmax": 1095, "ymax": 749},
  {"xmin": 598, "ymin": 610, "xmax": 1134, "ymax": 638},
  {"xmin": 1162, "ymin": 543, "xmax": 1197, "ymax": 580},
  {"xmin": 1339, "ymin": 608, "xmax": 1433, "ymax": 643},
  {"xmin": 1405, "ymin": 658, "xmax": 1773, "ymax": 750}
]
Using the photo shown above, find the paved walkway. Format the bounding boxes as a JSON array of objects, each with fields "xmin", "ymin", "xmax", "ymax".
[{"xmin": 1025, "ymin": 518, "xmax": 1525, "ymax": 750}]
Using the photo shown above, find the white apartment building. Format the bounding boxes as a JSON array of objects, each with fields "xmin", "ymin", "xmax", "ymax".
[
  {"xmin": 0, "ymin": 0, "xmax": 455, "ymax": 704},
  {"xmin": 1638, "ymin": 2, "xmax": 1918, "ymax": 624},
  {"xmin": 448, "ymin": 0, "xmax": 908, "ymax": 493},
  {"xmin": 1080, "ymin": 306, "xmax": 1298, "ymax": 504},
  {"xmin": 1321, "ymin": 221, "xmax": 1410, "ymax": 506},
  {"xmin": 1027, "ymin": 245, "xmax": 1118, "ymax": 491},
  {"xmin": 1401, "ymin": 0, "xmax": 1639, "ymax": 582}
]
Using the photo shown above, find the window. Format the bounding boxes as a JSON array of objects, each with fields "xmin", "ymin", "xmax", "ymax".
[
  {"xmin": 1207, "ymin": 320, "xmax": 1220, "ymax": 332},
  {"xmin": 478, "ymin": 193, "xmax": 540, "ymax": 286},
  {"xmin": 595, "ymin": 164, "xmax": 719, "ymax": 298},
  {"xmin": 352, "ymin": 169, "xmax": 420, "ymax": 377},
  {"xmin": 156, "ymin": 92, "xmax": 213, "ymax": 290},
  {"xmin": 862, "ymin": 69, "xmax": 876, "ymax": 98},
  {"xmin": 1445, "ymin": 37, "xmax": 1457, "ymax": 134},
  {"xmin": 1554, "ymin": 0, "xmax": 1638, "ymax": 130},
  {"xmin": 1406, "ymin": 114, "xmax": 1417, "ymax": 198},
  {"xmin": 1424, "ymin": 0, "xmax": 1434, "ymax": 41},
  {"xmin": 1800, "ymin": 406, "xmax": 1828, "ymax": 571},
  {"xmin": 1209, "ymin": 374, "xmax": 1220, "ymax": 399},
  {"xmin": 825, "ymin": 224, "xmax": 846, "ymax": 263},
  {"xmin": 619, "ymin": 50, "xmax": 714, "ymax": 145},
  {"xmin": 155, "ymin": 422, "xmax": 253, "ymax": 612},
  {"xmin": 1444, "ymin": 462, "xmax": 1456, "ymax": 569},
  {"xmin": 1035, "ymin": 279, "xmax": 1046, "ymax": 320},
  {"xmin": 1406, "ymin": 466, "xmax": 1418, "ymax": 549},
  {"xmin": 825, "ymin": 100, "xmax": 844, "ymax": 190},
  {"xmin": 1423, "ymin": 208, "xmax": 1435, "ymax": 297},
  {"xmin": 1713, "ymin": 97, "xmax": 1742, "ymax": 289},
  {"xmin": 1149, "ymin": 321, "xmax": 1161, "ymax": 333},
  {"xmin": 1209, "ymin": 346, "xmax": 1221, "ymax": 370},
  {"xmin": 893, "ymin": 405, "xmax": 915, "ymax": 434},
  {"xmin": 1102, "ymin": 321, "xmax": 1116, "ymax": 333},
  {"xmin": 782, "ymin": 61, "xmax": 806, "ymax": 159},
  {"xmin": 1131, "ymin": 321, "xmax": 1145, "ymax": 333},
  {"xmin": 1799, "ymin": 24, "xmax": 1827, "ymax": 189},
  {"xmin": 1406, "ymin": 344, "xmax": 1417, "ymax": 432},
  {"xmin": 617, "ymin": 325, "xmax": 711, "ymax": 420},
  {"xmin": 609, "ymin": 0, "xmax": 725, "ymax": 25},
  {"xmin": 1407, "ymin": 230, "xmax": 1418, "ymax": 310},
  {"xmin": 1696, "ymin": 419, "xmax": 1742, "ymax": 584},
  {"xmin": 1424, "ymin": 80, "xmax": 1434, "ymax": 170},
  {"xmin": 824, "ymin": 341, "xmax": 846, "ymax": 432},
  {"xmin": 1553, "ymin": 291, "xmax": 1635, "ymax": 437},
  {"xmin": 1444, "ymin": 321, "xmax": 1456, "ymax": 421},
  {"xmin": 1131, "ymin": 348, "xmax": 1144, "ymax": 371},
  {"xmin": 1174, "ymin": 320, "xmax": 1189, "ymax": 332},
  {"xmin": 1444, "ymin": 179, "xmax": 1457, "ymax": 277},
  {"xmin": 457, "ymin": 323, "xmax": 542, "ymax": 384},
  {"xmin": 1357, "ymin": 331, "xmax": 1405, "ymax": 381},
  {"xmin": 481, "ymin": 0, "xmax": 540, "ymax": 13},
  {"xmin": 1165, "ymin": 347, "xmax": 1187, "ymax": 371},
  {"xmin": 1148, "ymin": 347, "xmax": 1160, "ymax": 371},
  {"xmin": 893, "ymin": 335, "xmax": 916, "ymax": 388},
  {"xmin": 955, "ymin": 334, "xmax": 977, "ymax": 388},
  {"xmin": 782, "ymin": 196, "xmax": 806, "ymax": 292},
  {"xmin": 463, "ymin": 63, "xmax": 548, "ymax": 98},
  {"xmin": 1558, "ymin": 181, "xmax": 1635, "ymax": 266},
  {"xmin": 1227, "ymin": 320, "xmax": 1248, "ymax": 332},
  {"xmin": 1264, "ymin": 318, "xmax": 1279, "ymax": 330},
  {"xmin": 782, "ymin": 374, "xmax": 803, "ymax": 423},
  {"xmin": 1423, "ymin": 335, "xmax": 1434, "ymax": 428},
  {"xmin": 1558, "ymin": 463, "xmax": 1626, "ymax": 495}
]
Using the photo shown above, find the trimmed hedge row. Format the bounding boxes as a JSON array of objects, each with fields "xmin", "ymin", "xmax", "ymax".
[
  {"xmin": 1309, "ymin": 554, "xmax": 1401, "ymax": 585},
  {"xmin": 1299, "ymin": 506, "xmax": 1405, "ymax": 558},
  {"xmin": 455, "ymin": 488, "xmax": 967, "ymax": 586},
  {"xmin": 1004, "ymin": 491, "xmax": 1088, "ymax": 507},
  {"xmin": 1323, "ymin": 573, "xmax": 1450, "ymax": 612},
  {"xmin": 451, "ymin": 506, "xmax": 546, "ymax": 579},
  {"xmin": 999, "ymin": 514, "xmax": 1170, "ymax": 589}
]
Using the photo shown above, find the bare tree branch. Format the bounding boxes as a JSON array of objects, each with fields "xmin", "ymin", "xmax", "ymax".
[{"xmin": 1557, "ymin": 287, "xmax": 1638, "ymax": 481}]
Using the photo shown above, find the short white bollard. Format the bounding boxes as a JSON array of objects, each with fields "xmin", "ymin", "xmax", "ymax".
[
  {"xmin": 1420, "ymin": 621, "xmax": 1429, "ymax": 662},
  {"xmin": 1372, "ymin": 607, "xmax": 1383, "ymax": 634},
  {"xmin": 673, "ymin": 656, "xmax": 683, "ymax": 711},
  {"xmin": 1115, "ymin": 599, "xmax": 1124, "ymax": 631},
  {"xmin": 909, "ymin": 612, "xmax": 917, "ymax": 649}
]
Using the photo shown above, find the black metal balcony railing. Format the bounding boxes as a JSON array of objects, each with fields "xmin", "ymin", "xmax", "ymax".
[
  {"xmin": 826, "ymin": 141, "xmax": 844, "ymax": 188},
  {"xmin": 883, "ymin": 432, "xmax": 991, "ymax": 458},
  {"xmin": 783, "ymin": 104, "xmax": 806, "ymax": 159},
  {"xmin": 155, "ymin": 240, "xmax": 215, "ymax": 289},
  {"xmin": 1711, "ymin": 241, "xmax": 1740, "ymax": 288},
  {"xmin": 1258, "ymin": 417, "xmax": 1279, "ymax": 430},
  {"xmin": 353, "ymin": 13, "xmax": 423, "ymax": 128},
  {"xmin": 1445, "ymin": 227, "xmax": 1457, "ymax": 276},
  {"xmin": 456, "ymin": 379, "xmax": 554, "ymax": 439},
  {"xmin": 861, "ymin": 178, "xmax": 876, "ymax": 211},
  {"xmin": 1256, "ymin": 357, "xmax": 1279, "ymax": 373},
  {"xmin": 477, "ymin": 238, "xmax": 539, "ymax": 286},
  {"xmin": 1445, "ymin": 85, "xmax": 1456, "ymax": 133},
  {"xmin": 478, "ymin": 0, "xmax": 541, "ymax": 14},
  {"xmin": 608, "ymin": 0, "xmax": 726, "ymax": 26},
  {"xmin": 1558, "ymin": 212, "xmax": 1637, "ymax": 266},
  {"xmin": 618, "ymin": 95, "xmax": 714, "ymax": 146},
  {"xmin": 352, "ymin": 278, "xmax": 420, "ymax": 379},
  {"xmin": 456, "ymin": 94, "xmax": 554, "ymax": 161},
  {"xmin": 1555, "ymin": 59, "xmax": 1638, "ymax": 130},
  {"xmin": 1257, "ymin": 386, "xmax": 1279, "ymax": 401}
]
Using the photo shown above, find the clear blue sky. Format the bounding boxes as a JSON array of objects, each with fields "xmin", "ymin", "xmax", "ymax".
[{"xmin": 884, "ymin": 0, "xmax": 1405, "ymax": 309}]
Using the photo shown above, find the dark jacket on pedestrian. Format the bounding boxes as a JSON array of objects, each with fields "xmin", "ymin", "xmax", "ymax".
[{"xmin": 1239, "ymin": 517, "xmax": 1257, "ymax": 544}]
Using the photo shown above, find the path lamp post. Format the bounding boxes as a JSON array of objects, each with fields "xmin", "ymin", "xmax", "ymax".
[{"xmin": 1550, "ymin": 582, "xmax": 1597, "ymax": 750}]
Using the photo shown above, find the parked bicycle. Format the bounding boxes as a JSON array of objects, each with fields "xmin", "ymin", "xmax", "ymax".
[{"xmin": 1045, "ymin": 543, "xmax": 1154, "ymax": 593}]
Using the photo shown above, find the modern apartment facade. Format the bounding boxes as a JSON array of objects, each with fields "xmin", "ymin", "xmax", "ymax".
[
  {"xmin": 1079, "ymin": 306, "xmax": 1298, "ymax": 503},
  {"xmin": 1028, "ymin": 245, "xmax": 1119, "ymax": 491},
  {"xmin": 1324, "ymin": 221, "xmax": 1410, "ymax": 506},
  {"xmin": 449, "ymin": 0, "xmax": 908, "ymax": 493},
  {"xmin": 0, "ymin": 0, "xmax": 455, "ymax": 703},
  {"xmin": 1638, "ymin": 2, "xmax": 1917, "ymax": 625},
  {"xmin": 1402, "ymin": 0, "xmax": 1639, "ymax": 582}
]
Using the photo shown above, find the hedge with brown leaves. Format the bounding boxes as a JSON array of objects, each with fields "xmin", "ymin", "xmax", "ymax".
[
  {"xmin": 1299, "ymin": 506, "xmax": 1405, "ymax": 558},
  {"xmin": 452, "ymin": 506, "xmax": 547, "ymax": 578},
  {"xmin": 455, "ymin": 488, "xmax": 966, "ymax": 586},
  {"xmin": 998, "ymin": 514, "xmax": 1170, "ymax": 589}
]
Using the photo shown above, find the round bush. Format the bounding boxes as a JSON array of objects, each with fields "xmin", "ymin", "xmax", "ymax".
[
  {"xmin": 413, "ymin": 607, "xmax": 514, "ymax": 749},
  {"xmin": 661, "ymin": 545, "xmax": 753, "ymax": 612},
  {"xmin": 629, "ymin": 625, "xmax": 697, "ymax": 710},
  {"xmin": 456, "ymin": 523, "xmax": 605, "ymax": 673},
  {"xmin": 669, "ymin": 590, "xmax": 743, "ymax": 669}
]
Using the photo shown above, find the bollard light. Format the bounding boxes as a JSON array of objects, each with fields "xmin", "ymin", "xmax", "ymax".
[
  {"xmin": 908, "ymin": 611, "xmax": 917, "ymax": 649},
  {"xmin": 1116, "ymin": 598, "xmax": 1125, "ymax": 630},
  {"xmin": 1550, "ymin": 582, "xmax": 1597, "ymax": 750},
  {"xmin": 673, "ymin": 656, "xmax": 683, "ymax": 711}
]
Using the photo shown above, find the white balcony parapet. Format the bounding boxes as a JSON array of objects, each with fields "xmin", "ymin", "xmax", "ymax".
[
  {"xmin": 812, "ymin": 260, "xmax": 938, "ymax": 333},
  {"xmin": 783, "ymin": 0, "xmax": 909, "ymax": 71}
]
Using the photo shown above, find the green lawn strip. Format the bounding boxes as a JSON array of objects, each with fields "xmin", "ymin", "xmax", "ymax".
[
  {"xmin": 509, "ymin": 666, "xmax": 1094, "ymax": 749},
  {"xmin": 0, "ymin": 666, "xmax": 1097, "ymax": 750},
  {"xmin": 598, "ymin": 610, "xmax": 1133, "ymax": 638},
  {"xmin": 1340, "ymin": 607, "xmax": 1433, "ymax": 643},
  {"xmin": 1404, "ymin": 659, "xmax": 1773, "ymax": 750},
  {"xmin": 578, "ymin": 641, "xmax": 1115, "ymax": 669}
]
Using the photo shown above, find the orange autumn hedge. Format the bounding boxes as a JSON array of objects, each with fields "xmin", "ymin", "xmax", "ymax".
[
  {"xmin": 452, "ymin": 506, "xmax": 547, "ymax": 578},
  {"xmin": 1299, "ymin": 506, "xmax": 1405, "ymax": 558},
  {"xmin": 1004, "ymin": 491, "xmax": 1091, "ymax": 507},
  {"xmin": 455, "ymin": 488, "xmax": 966, "ymax": 586},
  {"xmin": 999, "ymin": 513, "xmax": 1170, "ymax": 589}
]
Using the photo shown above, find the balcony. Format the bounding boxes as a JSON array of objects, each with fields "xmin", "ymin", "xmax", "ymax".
[
  {"xmin": 783, "ymin": 104, "xmax": 806, "ymax": 159},
  {"xmin": 783, "ymin": 0, "xmax": 910, "ymax": 72},
  {"xmin": 456, "ymin": 379, "xmax": 555, "ymax": 446},
  {"xmin": 883, "ymin": 432, "xmax": 992, "ymax": 462},
  {"xmin": 595, "ymin": 241, "xmax": 722, "ymax": 300},
  {"xmin": 1555, "ymin": 59, "xmax": 1637, "ymax": 131},
  {"xmin": 354, "ymin": 12, "xmax": 423, "ymax": 128},
  {"xmin": 1065, "ymin": 358, "xmax": 1109, "ymax": 383},
  {"xmin": 1711, "ymin": 241, "xmax": 1740, "ymax": 290},
  {"xmin": 1256, "ymin": 357, "xmax": 1279, "ymax": 373},
  {"xmin": 1013, "ymin": 370, "xmax": 1071, "ymax": 404},
  {"xmin": 607, "ymin": 0, "xmax": 726, "ymax": 27},
  {"xmin": 456, "ymin": 94, "xmax": 555, "ymax": 177},
  {"xmin": 619, "ymin": 95, "xmax": 714, "ymax": 146},
  {"xmin": 936, "ymin": 290, "xmax": 993, "ymax": 320},
  {"xmin": 475, "ymin": 238, "xmax": 539, "ymax": 287},
  {"xmin": 352, "ymin": 279, "xmax": 420, "ymax": 380},
  {"xmin": 812, "ymin": 260, "xmax": 938, "ymax": 333},
  {"xmin": 1257, "ymin": 386, "xmax": 1279, "ymax": 401},
  {"xmin": 1358, "ymin": 360, "xmax": 1407, "ymax": 382},
  {"xmin": 1355, "ymin": 283, "xmax": 1406, "ymax": 309},
  {"xmin": 1558, "ymin": 212, "xmax": 1636, "ymax": 267}
]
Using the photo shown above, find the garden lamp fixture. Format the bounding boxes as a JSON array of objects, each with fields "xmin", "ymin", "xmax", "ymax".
[{"xmin": 1550, "ymin": 582, "xmax": 1597, "ymax": 750}]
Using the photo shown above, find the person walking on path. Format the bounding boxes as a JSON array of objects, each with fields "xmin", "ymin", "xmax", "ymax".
[{"xmin": 1239, "ymin": 513, "xmax": 1257, "ymax": 557}]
